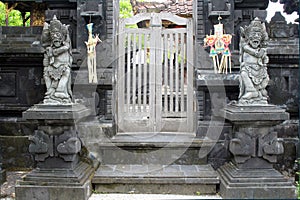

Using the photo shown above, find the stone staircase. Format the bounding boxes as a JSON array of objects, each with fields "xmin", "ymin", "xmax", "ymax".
[
  {"xmin": 93, "ymin": 164, "xmax": 218, "ymax": 195},
  {"xmin": 77, "ymin": 122, "xmax": 220, "ymax": 195}
]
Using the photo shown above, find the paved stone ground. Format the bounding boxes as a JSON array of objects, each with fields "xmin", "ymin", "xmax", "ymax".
[
  {"xmin": 1, "ymin": 171, "xmax": 29, "ymax": 199},
  {"xmin": 0, "ymin": 171, "xmax": 221, "ymax": 200}
]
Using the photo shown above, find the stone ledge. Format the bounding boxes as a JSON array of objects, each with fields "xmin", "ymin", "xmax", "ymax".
[
  {"xmin": 93, "ymin": 164, "xmax": 219, "ymax": 195},
  {"xmin": 23, "ymin": 104, "xmax": 91, "ymax": 121},
  {"xmin": 218, "ymin": 162, "xmax": 296, "ymax": 199},
  {"xmin": 15, "ymin": 162, "xmax": 94, "ymax": 200},
  {"xmin": 221, "ymin": 104, "xmax": 289, "ymax": 122},
  {"xmin": 15, "ymin": 181, "xmax": 92, "ymax": 200}
]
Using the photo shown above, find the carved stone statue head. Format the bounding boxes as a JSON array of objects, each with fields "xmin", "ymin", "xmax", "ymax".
[
  {"xmin": 241, "ymin": 17, "xmax": 268, "ymax": 49},
  {"xmin": 49, "ymin": 15, "xmax": 69, "ymax": 48}
]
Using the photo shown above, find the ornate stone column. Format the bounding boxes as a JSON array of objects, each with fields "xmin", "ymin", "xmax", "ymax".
[
  {"xmin": 218, "ymin": 18, "xmax": 296, "ymax": 198},
  {"xmin": 16, "ymin": 104, "xmax": 93, "ymax": 200}
]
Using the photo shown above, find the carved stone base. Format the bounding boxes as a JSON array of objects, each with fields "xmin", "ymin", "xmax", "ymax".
[
  {"xmin": 16, "ymin": 103, "xmax": 93, "ymax": 200},
  {"xmin": 15, "ymin": 161, "xmax": 93, "ymax": 200},
  {"xmin": 218, "ymin": 162, "xmax": 296, "ymax": 199},
  {"xmin": 219, "ymin": 104, "xmax": 296, "ymax": 198},
  {"xmin": 222, "ymin": 104, "xmax": 289, "ymax": 166}
]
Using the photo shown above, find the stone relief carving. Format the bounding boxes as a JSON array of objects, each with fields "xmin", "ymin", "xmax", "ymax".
[
  {"xmin": 229, "ymin": 131, "xmax": 254, "ymax": 163},
  {"xmin": 208, "ymin": 0, "xmax": 231, "ymax": 17},
  {"xmin": 238, "ymin": 17, "xmax": 269, "ymax": 105},
  {"xmin": 57, "ymin": 137, "xmax": 81, "ymax": 162},
  {"xmin": 28, "ymin": 130, "xmax": 51, "ymax": 161},
  {"xmin": 29, "ymin": 128, "xmax": 82, "ymax": 163},
  {"xmin": 259, "ymin": 131, "xmax": 284, "ymax": 163},
  {"xmin": 268, "ymin": 12, "xmax": 295, "ymax": 38},
  {"xmin": 41, "ymin": 15, "xmax": 73, "ymax": 104},
  {"xmin": 229, "ymin": 129, "xmax": 284, "ymax": 164}
]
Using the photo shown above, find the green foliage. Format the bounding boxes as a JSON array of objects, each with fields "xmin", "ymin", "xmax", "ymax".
[
  {"xmin": 0, "ymin": 2, "xmax": 5, "ymax": 25},
  {"xmin": 119, "ymin": 0, "xmax": 138, "ymax": 29},
  {"xmin": 297, "ymin": 177, "xmax": 300, "ymax": 199},
  {"xmin": 119, "ymin": 0, "xmax": 133, "ymax": 19},
  {"xmin": 0, "ymin": 1, "xmax": 30, "ymax": 26}
]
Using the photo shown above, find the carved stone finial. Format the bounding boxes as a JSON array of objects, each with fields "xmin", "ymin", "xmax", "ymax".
[
  {"xmin": 238, "ymin": 17, "xmax": 269, "ymax": 105},
  {"xmin": 41, "ymin": 16, "xmax": 73, "ymax": 104}
]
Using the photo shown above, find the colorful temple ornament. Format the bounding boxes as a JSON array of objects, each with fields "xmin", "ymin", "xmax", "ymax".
[
  {"xmin": 204, "ymin": 17, "xmax": 232, "ymax": 74},
  {"xmin": 85, "ymin": 23, "xmax": 102, "ymax": 84}
]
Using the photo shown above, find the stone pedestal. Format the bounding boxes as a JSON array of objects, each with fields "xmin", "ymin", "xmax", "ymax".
[
  {"xmin": 16, "ymin": 104, "xmax": 94, "ymax": 200},
  {"xmin": 218, "ymin": 104, "xmax": 296, "ymax": 199}
]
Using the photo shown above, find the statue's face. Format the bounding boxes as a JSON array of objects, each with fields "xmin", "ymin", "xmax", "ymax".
[
  {"xmin": 51, "ymin": 31, "xmax": 63, "ymax": 47},
  {"xmin": 249, "ymin": 31, "xmax": 262, "ymax": 49}
]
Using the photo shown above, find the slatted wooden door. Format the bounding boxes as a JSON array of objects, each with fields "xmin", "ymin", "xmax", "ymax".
[{"xmin": 117, "ymin": 13, "xmax": 195, "ymax": 133}]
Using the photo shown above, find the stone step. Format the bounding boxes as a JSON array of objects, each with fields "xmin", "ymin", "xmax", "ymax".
[
  {"xmin": 92, "ymin": 164, "xmax": 219, "ymax": 195},
  {"xmin": 77, "ymin": 121, "xmax": 220, "ymax": 165},
  {"xmin": 217, "ymin": 162, "xmax": 297, "ymax": 199},
  {"xmin": 94, "ymin": 133, "xmax": 219, "ymax": 165}
]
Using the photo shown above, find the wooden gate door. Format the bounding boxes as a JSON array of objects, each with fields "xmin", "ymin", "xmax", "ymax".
[{"xmin": 117, "ymin": 13, "xmax": 195, "ymax": 133}]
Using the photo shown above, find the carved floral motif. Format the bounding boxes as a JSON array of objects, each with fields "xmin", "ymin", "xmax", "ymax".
[{"xmin": 28, "ymin": 128, "xmax": 82, "ymax": 163}]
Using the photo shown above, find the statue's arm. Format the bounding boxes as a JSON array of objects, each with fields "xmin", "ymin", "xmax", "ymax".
[
  {"xmin": 52, "ymin": 43, "xmax": 70, "ymax": 56},
  {"xmin": 261, "ymin": 48, "xmax": 269, "ymax": 64},
  {"xmin": 43, "ymin": 53, "xmax": 49, "ymax": 67},
  {"xmin": 243, "ymin": 45, "xmax": 258, "ymax": 57},
  {"xmin": 243, "ymin": 45, "xmax": 265, "ymax": 58}
]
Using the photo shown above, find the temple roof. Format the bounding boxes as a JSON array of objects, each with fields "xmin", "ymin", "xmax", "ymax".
[{"xmin": 130, "ymin": 0, "xmax": 193, "ymax": 16}]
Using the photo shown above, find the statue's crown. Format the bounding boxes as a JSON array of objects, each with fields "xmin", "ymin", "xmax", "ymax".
[
  {"xmin": 50, "ymin": 15, "xmax": 62, "ymax": 32},
  {"xmin": 242, "ymin": 17, "xmax": 269, "ymax": 46},
  {"xmin": 248, "ymin": 17, "xmax": 264, "ymax": 32}
]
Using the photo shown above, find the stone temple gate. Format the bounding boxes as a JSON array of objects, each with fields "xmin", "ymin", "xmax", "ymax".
[
  {"xmin": 117, "ymin": 13, "xmax": 195, "ymax": 133},
  {"xmin": 0, "ymin": 0, "xmax": 298, "ymax": 199}
]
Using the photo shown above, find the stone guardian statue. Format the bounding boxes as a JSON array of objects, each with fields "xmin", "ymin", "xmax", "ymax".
[
  {"xmin": 238, "ymin": 17, "xmax": 269, "ymax": 105},
  {"xmin": 41, "ymin": 15, "xmax": 73, "ymax": 104}
]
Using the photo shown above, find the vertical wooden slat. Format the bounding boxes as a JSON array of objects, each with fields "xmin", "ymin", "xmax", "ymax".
[
  {"xmin": 118, "ymin": 19, "xmax": 125, "ymax": 130},
  {"xmin": 149, "ymin": 23, "xmax": 156, "ymax": 131},
  {"xmin": 169, "ymin": 33, "xmax": 174, "ymax": 112},
  {"xmin": 143, "ymin": 33, "xmax": 148, "ymax": 111},
  {"xmin": 187, "ymin": 19, "xmax": 194, "ymax": 132},
  {"xmin": 155, "ymin": 24, "xmax": 163, "ymax": 132},
  {"xmin": 180, "ymin": 32, "xmax": 185, "ymax": 112},
  {"xmin": 164, "ymin": 33, "xmax": 168, "ymax": 113},
  {"xmin": 138, "ymin": 33, "xmax": 142, "ymax": 111},
  {"xmin": 126, "ymin": 33, "xmax": 131, "ymax": 112},
  {"xmin": 175, "ymin": 33, "xmax": 179, "ymax": 112},
  {"xmin": 132, "ymin": 33, "xmax": 137, "ymax": 112}
]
